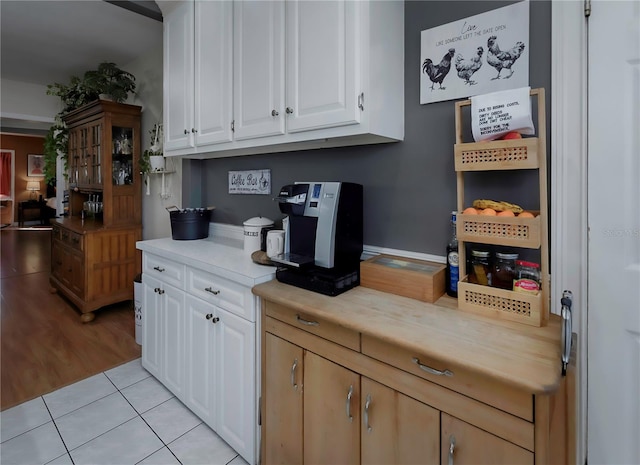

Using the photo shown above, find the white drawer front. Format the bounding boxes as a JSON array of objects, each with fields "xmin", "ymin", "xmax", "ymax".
[
  {"xmin": 187, "ymin": 267, "xmax": 254, "ymax": 321},
  {"xmin": 143, "ymin": 253, "xmax": 186, "ymax": 289}
]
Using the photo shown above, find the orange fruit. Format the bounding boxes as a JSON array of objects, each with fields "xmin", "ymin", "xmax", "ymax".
[
  {"xmin": 497, "ymin": 210, "xmax": 515, "ymax": 217},
  {"xmin": 462, "ymin": 207, "xmax": 478, "ymax": 215},
  {"xmin": 479, "ymin": 208, "xmax": 497, "ymax": 216},
  {"xmin": 518, "ymin": 211, "xmax": 535, "ymax": 218},
  {"xmin": 501, "ymin": 131, "xmax": 522, "ymax": 140}
]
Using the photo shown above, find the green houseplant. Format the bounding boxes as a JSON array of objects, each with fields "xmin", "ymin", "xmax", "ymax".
[{"xmin": 140, "ymin": 123, "xmax": 164, "ymax": 193}]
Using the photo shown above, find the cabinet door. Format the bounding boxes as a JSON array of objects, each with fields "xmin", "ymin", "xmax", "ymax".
[
  {"xmin": 164, "ymin": 1, "xmax": 194, "ymax": 151},
  {"xmin": 215, "ymin": 307, "xmax": 256, "ymax": 464},
  {"xmin": 233, "ymin": 0, "xmax": 285, "ymax": 140},
  {"xmin": 194, "ymin": 0, "xmax": 233, "ymax": 146},
  {"xmin": 184, "ymin": 295, "xmax": 216, "ymax": 426},
  {"xmin": 68, "ymin": 249, "xmax": 84, "ymax": 297},
  {"xmin": 304, "ymin": 351, "xmax": 360, "ymax": 464},
  {"xmin": 264, "ymin": 333, "xmax": 303, "ymax": 465},
  {"xmin": 361, "ymin": 377, "xmax": 439, "ymax": 465},
  {"xmin": 285, "ymin": 0, "xmax": 360, "ymax": 133},
  {"xmin": 162, "ymin": 282, "xmax": 186, "ymax": 399},
  {"xmin": 142, "ymin": 275, "xmax": 163, "ymax": 379},
  {"xmin": 441, "ymin": 414, "xmax": 533, "ymax": 465}
]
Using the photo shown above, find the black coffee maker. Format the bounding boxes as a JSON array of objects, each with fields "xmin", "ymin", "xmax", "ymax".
[{"xmin": 272, "ymin": 182, "xmax": 363, "ymax": 296}]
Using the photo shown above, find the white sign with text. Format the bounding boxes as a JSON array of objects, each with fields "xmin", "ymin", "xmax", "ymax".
[
  {"xmin": 471, "ymin": 86, "xmax": 534, "ymax": 141},
  {"xmin": 228, "ymin": 170, "xmax": 271, "ymax": 195}
]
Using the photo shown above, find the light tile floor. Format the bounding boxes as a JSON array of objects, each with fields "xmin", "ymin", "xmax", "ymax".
[{"xmin": 0, "ymin": 359, "xmax": 248, "ymax": 465}]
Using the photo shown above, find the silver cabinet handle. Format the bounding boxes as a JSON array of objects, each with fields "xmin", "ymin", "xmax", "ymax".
[
  {"xmin": 364, "ymin": 394, "xmax": 372, "ymax": 432},
  {"xmin": 296, "ymin": 315, "xmax": 319, "ymax": 326},
  {"xmin": 286, "ymin": 107, "xmax": 294, "ymax": 114},
  {"xmin": 192, "ymin": 128, "xmax": 197, "ymax": 133},
  {"xmin": 346, "ymin": 385, "xmax": 354, "ymax": 422},
  {"xmin": 290, "ymin": 358, "xmax": 298, "ymax": 390},
  {"xmin": 206, "ymin": 314, "xmax": 213, "ymax": 320},
  {"xmin": 271, "ymin": 109, "xmax": 279, "ymax": 116},
  {"xmin": 412, "ymin": 357, "xmax": 453, "ymax": 377},
  {"xmin": 448, "ymin": 435, "xmax": 456, "ymax": 465},
  {"xmin": 153, "ymin": 266, "xmax": 165, "ymax": 272},
  {"xmin": 358, "ymin": 92, "xmax": 364, "ymax": 111},
  {"xmin": 211, "ymin": 316, "xmax": 220, "ymax": 324},
  {"xmin": 154, "ymin": 287, "xmax": 160, "ymax": 293},
  {"xmin": 183, "ymin": 129, "xmax": 189, "ymax": 135},
  {"xmin": 204, "ymin": 287, "xmax": 220, "ymax": 295},
  {"xmin": 157, "ymin": 289, "xmax": 165, "ymax": 295}
]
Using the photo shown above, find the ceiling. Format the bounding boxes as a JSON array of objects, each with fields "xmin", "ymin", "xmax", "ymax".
[{"xmin": 0, "ymin": 0, "xmax": 163, "ymax": 134}]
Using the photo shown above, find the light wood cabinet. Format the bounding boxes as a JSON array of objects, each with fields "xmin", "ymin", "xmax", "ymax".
[
  {"xmin": 255, "ymin": 281, "xmax": 571, "ymax": 465},
  {"xmin": 50, "ymin": 100, "xmax": 142, "ymax": 322}
]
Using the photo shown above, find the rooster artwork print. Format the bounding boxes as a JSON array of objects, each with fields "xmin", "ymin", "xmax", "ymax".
[
  {"xmin": 422, "ymin": 48, "xmax": 455, "ymax": 90},
  {"xmin": 455, "ymin": 47, "xmax": 483, "ymax": 85},
  {"xmin": 486, "ymin": 36, "xmax": 525, "ymax": 80}
]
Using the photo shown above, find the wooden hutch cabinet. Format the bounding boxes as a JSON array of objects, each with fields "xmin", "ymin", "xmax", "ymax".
[{"xmin": 50, "ymin": 100, "xmax": 142, "ymax": 322}]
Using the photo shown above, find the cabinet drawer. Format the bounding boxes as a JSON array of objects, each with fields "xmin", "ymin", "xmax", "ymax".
[
  {"xmin": 361, "ymin": 335, "xmax": 533, "ymax": 421},
  {"xmin": 143, "ymin": 253, "xmax": 185, "ymax": 289},
  {"xmin": 59, "ymin": 228, "xmax": 83, "ymax": 251},
  {"xmin": 186, "ymin": 267, "xmax": 254, "ymax": 321},
  {"xmin": 265, "ymin": 301, "xmax": 360, "ymax": 351}
]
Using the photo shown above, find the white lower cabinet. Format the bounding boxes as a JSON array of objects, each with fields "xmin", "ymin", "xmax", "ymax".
[{"xmin": 140, "ymin": 248, "xmax": 265, "ymax": 465}]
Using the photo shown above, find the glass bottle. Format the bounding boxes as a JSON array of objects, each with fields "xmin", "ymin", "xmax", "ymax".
[
  {"xmin": 513, "ymin": 260, "xmax": 541, "ymax": 294},
  {"xmin": 492, "ymin": 252, "xmax": 519, "ymax": 289},
  {"xmin": 446, "ymin": 211, "xmax": 459, "ymax": 297}
]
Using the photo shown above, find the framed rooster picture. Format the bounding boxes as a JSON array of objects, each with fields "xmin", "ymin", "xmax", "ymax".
[{"xmin": 420, "ymin": 0, "xmax": 529, "ymax": 104}]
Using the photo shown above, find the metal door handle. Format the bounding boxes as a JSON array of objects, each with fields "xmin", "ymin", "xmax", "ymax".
[
  {"xmin": 346, "ymin": 385, "xmax": 354, "ymax": 422},
  {"xmin": 290, "ymin": 358, "xmax": 298, "ymax": 390},
  {"xmin": 204, "ymin": 287, "xmax": 220, "ymax": 295},
  {"xmin": 286, "ymin": 107, "xmax": 294, "ymax": 114},
  {"xmin": 157, "ymin": 289, "xmax": 165, "ymax": 295},
  {"xmin": 192, "ymin": 128, "xmax": 197, "ymax": 133},
  {"xmin": 412, "ymin": 357, "xmax": 453, "ymax": 377},
  {"xmin": 206, "ymin": 313, "xmax": 213, "ymax": 320},
  {"xmin": 211, "ymin": 317, "xmax": 220, "ymax": 324},
  {"xmin": 296, "ymin": 315, "xmax": 319, "ymax": 326},
  {"xmin": 448, "ymin": 435, "xmax": 456, "ymax": 465},
  {"xmin": 153, "ymin": 266, "xmax": 165, "ymax": 272},
  {"xmin": 364, "ymin": 394, "xmax": 372, "ymax": 432},
  {"xmin": 271, "ymin": 109, "xmax": 279, "ymax": 116},
  {"xmin": 183, "ymin": 129, "xmax": 189, "ymax": 135}
]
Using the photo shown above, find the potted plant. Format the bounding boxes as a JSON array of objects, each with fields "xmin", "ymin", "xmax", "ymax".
[
  {"xmin": 83, "ymin": 62, "xmax": 136, "ymax": 103},
  {"xmin": 140, "ymin": 123, "xmax": 164, "ymax": 194}
]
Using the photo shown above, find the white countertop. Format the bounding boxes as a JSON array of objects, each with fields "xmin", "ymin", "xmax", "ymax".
[{"xmin": 136, "ymin": 236, "xmax": 277, "ymax": 287}]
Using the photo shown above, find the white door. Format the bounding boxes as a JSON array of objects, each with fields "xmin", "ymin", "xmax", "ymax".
[
  {"xmin": 285, "ymin": 0, "xmax": 360, "ymax": 133},
  {"xmin": 141, "ymin": 275, "xmax": 162, "ymax": 379},
  {"xmin": 163, "ymin": 1, "xmax": 194, "ymax": 152},
  {"xmin": 233, "ymin": 0, "xmax": 285, "ymax": 140},
  {"xmin": 216, "ymin": 307, "xmax": 255, "ymax": 465},
  {"xmin": 161, "ymin": 283, "xmax": 185, "ymax": 399},
  {"xmin": 184, "ymin": 295, "xmax": 216, "ymax": 426},
  {"xmin": 194, "ymin": 0, "xmax": 233, "ymax": 147},
  {"xmin": 588, "ymin": 1, "xmax": 640, "ymax": 463}
]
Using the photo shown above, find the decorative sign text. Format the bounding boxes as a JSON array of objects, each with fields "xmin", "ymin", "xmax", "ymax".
[{"xmin": 228, "ymin": 170, "xmax": 271, "ymax": 195}]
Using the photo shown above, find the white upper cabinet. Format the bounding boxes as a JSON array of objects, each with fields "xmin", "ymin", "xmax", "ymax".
[
  {"xmin": 233, "ymin": 0, "xmax": 285, "ymax": 141},
  {"xmin": 285, "ymin": 0, "xmax": 359, "ymax": 133},
  {"xmin": 163, "ymin": 1, "xmax": 233, "ymax": 153},
  {"xmin": 163, "ymin": 0, "xmax": 404, "ymax": 158}
]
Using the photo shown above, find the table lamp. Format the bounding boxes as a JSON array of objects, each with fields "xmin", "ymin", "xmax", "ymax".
[{"xmin": 26, "ymin": 181, "xmax": 40, "ymax": 200}]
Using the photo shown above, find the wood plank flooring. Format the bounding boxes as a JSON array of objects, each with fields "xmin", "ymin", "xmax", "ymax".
[{"xmin": 1, "ymin": 228, "xmax": 141, "ymax": 411}]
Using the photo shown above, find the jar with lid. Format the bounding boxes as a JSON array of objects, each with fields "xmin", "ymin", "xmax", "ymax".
[
  {"xmin": 513, "ymin": 260, "xmax": 541, "ymax": 294},
  {"xmin": 491, "ymin": 252, "xmax": 519, "ymax": 290},
  {"xmin": 468, "ymin": 250, "xmax": 491, "ymax": 286}
]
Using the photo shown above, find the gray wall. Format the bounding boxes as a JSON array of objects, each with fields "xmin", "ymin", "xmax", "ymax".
[{"xmin": 185, "ymin": 0, "xmax": 551, "ymax": 257}]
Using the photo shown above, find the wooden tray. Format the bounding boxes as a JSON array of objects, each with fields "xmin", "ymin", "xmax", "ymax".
[
  {"xmin": 456, "ymin": 212, "xmax": 541, "ymax": 249},
  {"xmin": 454, "ymin": 138, "xmax": 539, "ymax": 172}
]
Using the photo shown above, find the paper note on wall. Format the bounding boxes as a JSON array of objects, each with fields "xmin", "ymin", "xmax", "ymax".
[{"xmin": 471, "ymin": 86, "xmax": 534, "ymax": 142}]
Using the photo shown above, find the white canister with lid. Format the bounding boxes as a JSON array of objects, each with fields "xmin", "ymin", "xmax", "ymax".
[{"xmin": 243, "ymin": 216, "xmax": 274, "ymax": 254}]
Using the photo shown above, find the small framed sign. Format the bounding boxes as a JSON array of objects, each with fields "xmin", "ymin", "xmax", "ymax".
[{"xmin": 228, "ymin": 169, "xmax": 271, "ymax": 195}]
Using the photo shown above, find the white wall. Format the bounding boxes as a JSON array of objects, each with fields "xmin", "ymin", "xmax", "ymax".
[
  {"xmin": 0, "ymin": 79, "xmax": 60, "ymax": 122},
  {"xmin": 125, "ymin": 44, "xmax": 181, "ymax": 240}
]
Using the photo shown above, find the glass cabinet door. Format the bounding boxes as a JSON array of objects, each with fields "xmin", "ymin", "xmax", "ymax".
[{"xmin": 112, "ymin": 126, "xmax": 134, "ymax": 186}]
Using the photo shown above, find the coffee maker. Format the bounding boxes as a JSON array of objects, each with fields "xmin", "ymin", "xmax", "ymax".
[{"xmin": 272, "ymin": 182, "xmax": 363, "ymax": 296}]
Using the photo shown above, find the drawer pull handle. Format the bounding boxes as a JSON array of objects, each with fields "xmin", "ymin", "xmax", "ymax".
[
  {"xmin": 346, "ymin": 385, "xmax": 354, "ymax": 422},
  {"xmin": 204, "ymin": 287, "xmax": 220, "ymax": 295},
  {"xmin": 448, "ymin": 435, "xmax": 456, "ymax": 465},
  {"xmin": 411, "ymin": 357, "xmax": 453, "ymax": 377},
  {"xmin": 364, "ymin": 394, "xmax": 372, "ymax": 432},
  {"xmin": 291, "ymin": 358, "xmax": 298, "ymax": 390},
  {"xmin": 153, "ymin": 266, "xmax": 165, "ymax": 272},
  {"xmin": 296, "ymin": 315, "xmax": 319, "ymax": 326}
]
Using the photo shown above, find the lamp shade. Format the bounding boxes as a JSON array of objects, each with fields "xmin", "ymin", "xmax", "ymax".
[{"xmin": 26, "ymin": 181, "xmax": 40, "ymax": 191}]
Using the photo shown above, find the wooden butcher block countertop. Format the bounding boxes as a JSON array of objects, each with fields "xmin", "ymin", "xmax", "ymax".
[{"xmin": 253, "ymin": 280, "xmax": 563, "ymax": 395}]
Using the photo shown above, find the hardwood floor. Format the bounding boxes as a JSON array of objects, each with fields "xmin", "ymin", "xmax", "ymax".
[{"xmin": 0, "ymin": 227, "xmax": 141, "ymax": 411}]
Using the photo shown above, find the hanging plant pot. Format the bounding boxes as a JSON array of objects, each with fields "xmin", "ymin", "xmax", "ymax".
[{"xmin": 149, "ymin": 155, "xmax": 165, "ymax": 172}]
